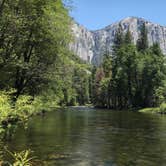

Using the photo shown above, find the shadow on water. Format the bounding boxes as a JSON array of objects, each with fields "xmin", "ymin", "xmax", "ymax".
[{"xmin": 0, "ymin": 107, "xmax": 166, "ymax": 166}]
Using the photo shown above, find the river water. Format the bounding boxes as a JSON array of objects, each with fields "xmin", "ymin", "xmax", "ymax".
[{"xmin": 1, "ymin": 107, "xmax": 166, "ymax": 166}]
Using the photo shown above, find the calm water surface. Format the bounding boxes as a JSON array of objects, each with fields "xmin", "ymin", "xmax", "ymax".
[{"xmin": 1, "ymin": 107, "xmax": 166, "ymax": 166}]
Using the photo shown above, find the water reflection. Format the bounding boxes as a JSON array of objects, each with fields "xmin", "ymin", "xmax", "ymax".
[{"xmin": 1, "ymin": 108, "xmax": 166, "ymax": 166}]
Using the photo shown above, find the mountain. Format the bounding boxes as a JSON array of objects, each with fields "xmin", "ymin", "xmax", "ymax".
[{"xmin": 70, "ymin": 17, "xmax": 166, "ymax": 65}]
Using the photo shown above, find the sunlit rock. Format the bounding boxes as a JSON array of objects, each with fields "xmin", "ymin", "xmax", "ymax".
[{"xmin": 71, "ymin": 17, "xmax": 166, "ymax": 65}]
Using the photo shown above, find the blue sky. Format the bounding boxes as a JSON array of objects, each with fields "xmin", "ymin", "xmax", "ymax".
[{"xmin": 70, "ymin": 0, "xmax": 166, "ymax": 30}]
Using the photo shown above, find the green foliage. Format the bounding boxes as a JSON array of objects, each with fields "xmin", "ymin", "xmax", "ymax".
[
  {"xmin": 102, "ymin": 53, "xmax": 112, "ymax": 78},
  {"xmin": 124, "ymin": 28, "xmax": 132, "ymax": 44},
  {"xmin": 44, "ymin": 54, "xmax": 91, "ymax": 107},
  {"xmin": 113, "ymin": 23, "xmax": 124, "ymax": 53},
  {"xmin": 159, "ymin": 103, "xmax": 166, "ymax": 114},
  {"xmin": 139, "ymin": 103, "xmax": 166, "ymax": 114},
  {"xmin": 0, "ymin": 0, "xmax": 91, "ymax": 125},
  {"xmin": 0, "ymin": 91, "xmax": 13, "ymax": 121},
  {"xmin": 92, "ymin": 67, "xmax": 106, "ymax": 107},
  {"xmin": 139, "ymin": 107, "xmax": 159, "ymax": 113},
  {"xmin": 0, "ymin": 92, "xmax": 13, "ymax": 137},
  {"xmin": 0, "ymin": 0, "xmax": 72, "ymax": 98},
  {"xmin": 137, "ymin": 23, "xmax": 149, "ymax": 51},
  {"xmin": 155, "ymin": 82, "xmax": 166, "ymax": 105},
  {"xmin": 72, "ymin": 65, "xmax": 91, "ymax": 105},
  {"xmin": 0, "ymin": 0, "xmax": 92, "ymax": 141},
  {"xmin": 0, "ymin": 92, "xmax": 30, "ymax": 135},
  {"xmin": 93, "ymin": 27, "xmax": 166, "ymax": 109},
  {"xmin": 6, "ymin": 149, "xmax": 35, "ymax": 166},
  {"xmin": 0, "ymin": 90, "xmax": 61, "ymax": 137},
  {"xmin": 14, "ymin": 96, "xmax": 34, "ymax": 116}
]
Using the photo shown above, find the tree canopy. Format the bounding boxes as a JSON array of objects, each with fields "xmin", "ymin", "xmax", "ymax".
[{"xmin": 92, "ymin": 23, "xmax": 166, "ymax": 109}]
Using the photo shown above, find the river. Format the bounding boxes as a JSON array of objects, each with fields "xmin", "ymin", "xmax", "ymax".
[{"xmin": 1, "ymin": 107, "xmax": 166, "ymax": 166}]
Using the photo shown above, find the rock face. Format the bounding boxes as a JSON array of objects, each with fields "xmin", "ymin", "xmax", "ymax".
[
  {"xmin": 70, "ymin": 22, "xmax": 95, "ymax": 62},
  {"xmin": 70, "ymin": 17, "xmax": 166, "ymax": 65}
]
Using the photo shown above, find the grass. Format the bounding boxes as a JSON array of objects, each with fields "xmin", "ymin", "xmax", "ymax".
[
  {"xmin": 7, "ymin": 149, "xmax": 35, "ymax": 166},
  {"xmin": 0, "ymin": 148, "xmax": 39, "ymax": 166},
  {"xmin": 139, "ymin": 103, "xmax": 166, "ymax": 114},
  {"xmin": 139, "ymin": 107, "xmax": 159, "ymax": 113}
]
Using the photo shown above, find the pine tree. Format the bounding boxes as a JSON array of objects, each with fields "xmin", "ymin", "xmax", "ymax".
[
  {"xmin": 102, "ymin": 53, "xmax": 112, "ymax": 78},
  {"xmin": 113, "ymin": 23, "xmax": 124, "ymax": 54},
  {"xmin": 137, "ymin": 23, "xmax": 149, "ymax": 51},
  {"xmin": 150, "ymin": 43, "xmax": 162, "ymax": 55},
  {"xmin": 125, "ymin": 27, "xmax": 132, "ymax": 44}
]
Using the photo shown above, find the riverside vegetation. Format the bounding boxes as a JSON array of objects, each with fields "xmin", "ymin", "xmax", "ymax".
[
  {"xmin": 1, "ymin": 1, "xmax": 166, "ymax": 135},
  {"xmin": 0, "ymin": 0, "xmax": 91, "ymax": 138},
  {"xmin": 91, "ymin": 23, "xmax": 166, "ymax": 113},
  {"xmin": 0, "ymin": 0, "xmax": 91, "ymax": 164},
  {"xmin": 0, "ymin": 0, "xmax": 166, "ymax": 165}
]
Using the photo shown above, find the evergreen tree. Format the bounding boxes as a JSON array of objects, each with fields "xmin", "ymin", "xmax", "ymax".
[
  {"xmin": 137, "ymin": 23, "xmax": 149, "ymax": 51},
  {"xmin": 125, "ymin": 28, "xmax": 132, "ymax": 44},
  {"xmin": 93, "ymin": 67, "xmax": 106, "ymax": 107},
  {"xmin": 92, "ymin": 28, "xmax": 166, "ymax": 109},
  {"xmin": 141, "ymin": 43, "xmax": 166, "ymax": 107},
  {"xmin": 102, "ymin": 53, "xmax": 112, "ymax": 78},
  {"xmin": 113, "ymin": 23, "xmax": 124, "ymax": 54}
]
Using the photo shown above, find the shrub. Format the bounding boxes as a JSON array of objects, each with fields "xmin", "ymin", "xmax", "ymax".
[
  {"xmin": 159, "ymin": 103, "xmax": 166, "ymax": 114},
  {"xmin": 14, "ymin": 95, "xmax": 34, "ymax": 117},
  {"xmin": 6, "ymin": 149, "xmax": 35, "ymax": 166},
  {"xmin": 0, "ymin": 91, "xmax": 13, "ymax": 121}
]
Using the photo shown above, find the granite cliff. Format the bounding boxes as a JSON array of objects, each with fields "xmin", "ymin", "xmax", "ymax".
[{"xmin": 70, "ymin": 17, "xmax": 166, "ymax": 65}]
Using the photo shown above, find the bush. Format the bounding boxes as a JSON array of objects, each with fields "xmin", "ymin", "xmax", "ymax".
[
  {"xmin": 6, "ymin": 149, "xmax": 36, "ymax": 166},
  {"xmin": 14, "ymin": 96, "xmax": 34, "ymax": 117},
  {"xmin": 0, "ymin": 91, "xmax": 13, "ymax": 121},
  {"xmin": 0, "ymin": 91, "xmax": 14, "ymax": 135},
  {"xmin": 0, "ymin": 89, "xmax": 60, "ymax": 137},
  {"xmin": 159, "ymin": 103, "xmax": 166, "ymax": 114}
]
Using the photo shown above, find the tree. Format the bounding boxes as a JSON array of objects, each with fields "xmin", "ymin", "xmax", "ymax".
[
  {"xmin": 137, "ymin": 23, "xmax": 149, "ymax": 51},
  {"xmin": 93, "ymin": 67, "xmax": 106, "ymax": 107},
  {"xmin": 0, "ymin": 0, "xmax": 72, "ymax": 99},
  {"xmin": 102, "ymin": 52, "xmax": 112, "ymax": 78},
  {"xmin": 141, "ymin": 43, "xmax": 166, "ymax": 107},
  {"xmin": 125, "ymin": 28, "xmax": 132, "ymax": 44},
  {"xmin": 113, "ymin": 23, "xmax": 124, "ymax": 54},
  {"xmin": 73, "ymin": 66, "xmax": 91, "ymax": 105},
  {"xmin": 92, "ymin": 27, "xmax": 166, "ymax": 109}
]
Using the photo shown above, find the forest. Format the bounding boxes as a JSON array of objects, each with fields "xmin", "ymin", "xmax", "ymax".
[
  {"xmin": 0, "ymin": 0, "xmax": 91, "ymax": 139},
  {"xmin": 92, "ymin": 23, "xmax": 166, "ymax": 111},
  {"xmin": 0, "ymin": 0, "xmax": 166, "ymax": 165},
  {"xmin": 0, "ymin": 0, "xmax": 166, "ymax": 135}
]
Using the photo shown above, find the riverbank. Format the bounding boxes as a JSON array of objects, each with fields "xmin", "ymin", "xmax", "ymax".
[
  {"xmin": 139, "ymin": 103, "xmax": 166, "ymax": 114},
  {"xmin": 1, "ymin": 107, "xmax": 166, "ymax": 166},
  {"xmin": 0, "ymin": 90, "xmax": 61, "ymax": 139},
  {"xmin": 1, "ymin": 89, "xmax": 166, "ymax": 140}
]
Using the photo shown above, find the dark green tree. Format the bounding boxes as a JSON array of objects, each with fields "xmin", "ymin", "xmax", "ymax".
[
  {"xmin": 125, "ymin": 28, "xmax": 132, "ymax": 44},
  {"xmin": 113, "ymin": 23, "xmax": 124, "ymax": 54},
  {"xmin": 102, "ymin": 53, "xmax": 112, "ymax": 78},
  {"xmin": 92, "ymin": 28, "xmax": 166, "ymax": 109},
  {"xmin": 0, "ymin": 0, "xmax": 71, "ymax": 99},
  {"xmin": 137, "ymin": 23, "xmax": 149, "ymax": 51}
]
